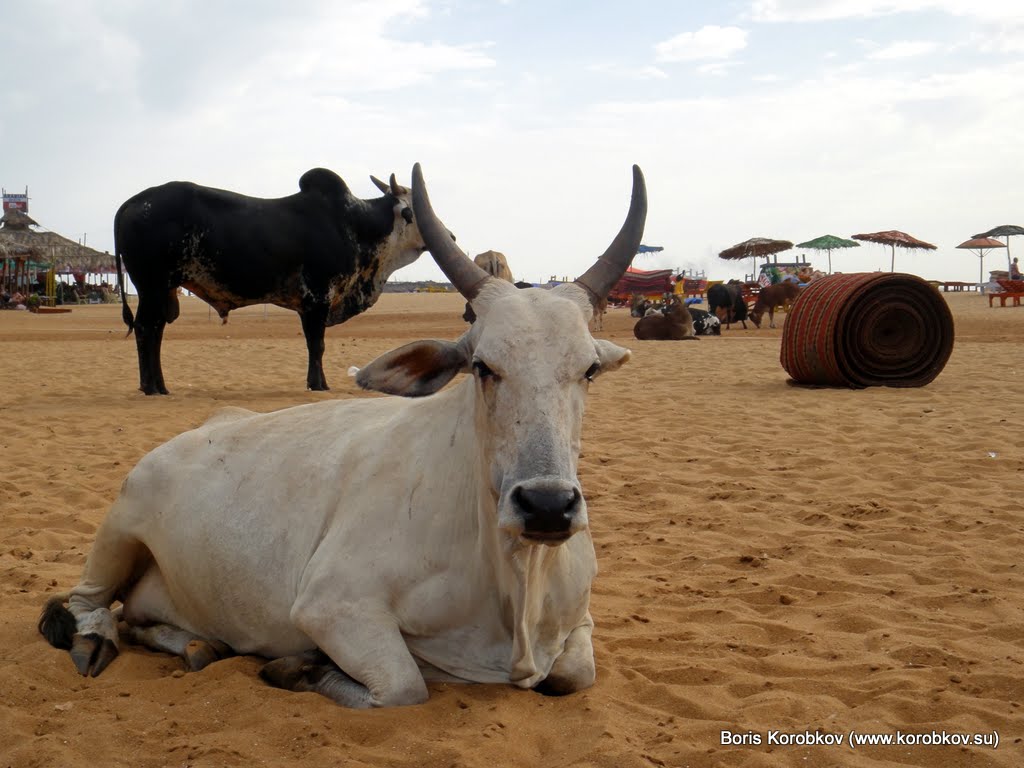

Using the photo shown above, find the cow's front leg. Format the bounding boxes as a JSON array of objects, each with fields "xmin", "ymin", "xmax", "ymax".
[
  {"xmin": 260, "ymin": 649, "xmax": 374, "ymax": 707},
  {"xmin": 534, "ymin": 614, "xmax": 596, "ymax": 696},
  {"xmin": 299, "ymin": 306, "xmax": 329, "ymax": 391},
  {"xmin": 288, "ymin": 595, "xmax": 428, "ymax": 708}
]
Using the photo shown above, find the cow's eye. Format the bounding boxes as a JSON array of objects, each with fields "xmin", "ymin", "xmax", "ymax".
[
  {"xmin": 473, "ymin": 360, "xmax": 497, "ymax": 381},
  {"xmin": 401, "ymin": 207, "xmax": 414, "ymax": 224},
  {"xmin": 584, "ymin": 362, "xmax": 600, "ymax": 382}
]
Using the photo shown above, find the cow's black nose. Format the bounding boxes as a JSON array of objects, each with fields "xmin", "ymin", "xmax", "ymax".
[{"xmin": 512, "ymin": 484, "xmax": 581, "ymax": 536}]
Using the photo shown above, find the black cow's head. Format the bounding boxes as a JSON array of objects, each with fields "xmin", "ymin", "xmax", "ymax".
[{"xmin": 371, "ymin": 174, "xmax": 415, "ymax": 225}]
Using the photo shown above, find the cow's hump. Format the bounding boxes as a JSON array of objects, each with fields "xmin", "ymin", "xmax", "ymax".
[{"xmin": 298, "ymin": 168, "xmax": 350, "ymax": 201}]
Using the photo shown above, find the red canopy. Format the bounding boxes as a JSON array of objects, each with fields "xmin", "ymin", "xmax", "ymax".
[{"xmin": 610, "ymin": 267, "xmax": 674, "ymax": 297}]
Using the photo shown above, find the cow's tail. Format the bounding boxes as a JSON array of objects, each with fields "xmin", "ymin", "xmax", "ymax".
[
  {"xmin": 114, "ymin": 236, "xmax": 135, "ymax": 337},
  {"xmin": 38, "ymin": 593, "xmax": 76, "ymax": 650}
]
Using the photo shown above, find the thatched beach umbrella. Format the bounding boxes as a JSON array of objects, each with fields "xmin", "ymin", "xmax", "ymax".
[
  {"xmin": 851, "ymin": 230, "xmax": 936, "ymax": 272},
  {"xmin": 719, "ymin": 237, "xmax": 793, "ymax": 279},
  {"xmin": 956, "ymin": 237, "xmax": 1006, "ymax": 285},
  {"xmin": 972, "ymin": 225, "xmax": 1024, "ymax": 275},
  {"xmin": 794, "ymin": 234, "xmax": 860, "ymax": 275}
]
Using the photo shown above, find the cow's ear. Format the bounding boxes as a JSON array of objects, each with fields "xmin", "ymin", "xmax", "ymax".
[
  {"xmin": 355, "ymin": 339, "xmax": 470, "ymax": 397},
  {"xmin": 592, "ymin": 340, "xmax": 631, "ymax": 376}
]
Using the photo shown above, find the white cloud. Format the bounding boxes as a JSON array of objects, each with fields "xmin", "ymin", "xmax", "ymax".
[
  {"xmin": 655, "ymin": 26, "xmax": 749, "ymax": 63},
  {"xmin": 639, "ymin": 66, "xmax": 671, "ymax": 80},
  {"xmin": 868, "ymin": 40, "xmax": 941, "ymax": 58},
  {"xmin": 750, "ymin": 0, "xmax": 931, "ymax": 22},
  {"xmin": 697, "ymin": 61, "xmax": 740, "ymax": 76},
  {"xmin": 586, "ymin": 62, "xmax": 669, "ymax": 80},
  {"xmin": 749, "ymin": 0, "xmax": 1024, "ymax": 22}
]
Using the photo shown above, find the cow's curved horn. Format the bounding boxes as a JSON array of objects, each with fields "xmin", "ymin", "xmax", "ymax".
[
  {"xmin": 573, "ymin": 165, "xmax": 647, "ymax": 307},
  {"xmin": 370, "ymin": 175, "xmax": 390, "ymax": 195},
  {"xmin": 389, "ymin": 173, "xmax": 403, "ymax": 196},
  {"xmin": 411, "ymin": 163, "xmax": 492, "ymax": 300}
]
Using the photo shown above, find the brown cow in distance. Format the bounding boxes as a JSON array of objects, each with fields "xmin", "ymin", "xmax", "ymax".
[
  {"xmin": 633, "ymin": 295, "xmax": 698, "ymax": 340},
  {"xmin": 749, "ymin": 280, "xmax": 802, "ymax": 329}
]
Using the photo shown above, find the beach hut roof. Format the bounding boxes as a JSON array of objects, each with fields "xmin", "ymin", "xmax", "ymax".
[
  {"xmin": 0, "ymin": 209, "xmax": 40, "ymax": 230},
  {"xmin": 0, "ymin": 213, "xmax": 115, "ymax": 273}
]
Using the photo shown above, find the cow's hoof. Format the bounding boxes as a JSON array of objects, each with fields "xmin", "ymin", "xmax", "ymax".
[
  {"xmin": 259, "ymin": 650, "xmax": 330, "ymax": 690},
  {"xmin": 183, "ymin": 638, "xmax": 231, "ymax": 672},
  {"xmin": 259, "ymin": 656, "xmax": 313, "ymax": 690},
  {"xmin": 70, "ymin": 633, "xmax": 118, "ymax": 677},
  {"xmin": 533, "ymin": 675, "xmax": 577, "ymax": 697}
]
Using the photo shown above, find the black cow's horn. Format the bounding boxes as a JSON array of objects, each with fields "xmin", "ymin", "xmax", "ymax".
[
  {"xmin": 574, "ymin": 165, "xmax": 647, "ymax": 307},
  {"xmin": 370, "ymin": 175, "xmax": 390, "ymax": 195},
  {"xmin": 411, "ymin": 163, "xmax": 491, "ymax": 300}
]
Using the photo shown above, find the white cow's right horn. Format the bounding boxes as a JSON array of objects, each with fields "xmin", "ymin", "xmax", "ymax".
[
  {"xmin": 574, "ymin": 165, "xmax": 648, "ymax": 308},
  {"xmin": 411, "ymin": 163, "xmax": 492, "ymax": 301}
]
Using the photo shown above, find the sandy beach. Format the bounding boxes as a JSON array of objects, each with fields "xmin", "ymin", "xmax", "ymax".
[{"xmin": 1, "ymin": 290, "xmax": 1022, "ymax": 768}]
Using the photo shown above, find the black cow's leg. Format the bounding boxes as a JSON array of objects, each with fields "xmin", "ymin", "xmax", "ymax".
[
  {"xmin": 132, "ymin": 289, "xmax": 175, "ymax": 395},
  {"xmin": 150, "ymin": 320, "xmax": 170, "ymax": 395},
  {"xmin": 150, "ymin": 289, "xmax": 180, "ymax": 395},
  {"xmin": 133, "ymin": 293, "xmax": 162, "ymax": 395},
  {"xmin": 299, "ymin": 307, "xmax": 330, "ymax": 391},
  {"xmin": 133, "ymin": 326, "xmax": 152, "ymax": 394}
]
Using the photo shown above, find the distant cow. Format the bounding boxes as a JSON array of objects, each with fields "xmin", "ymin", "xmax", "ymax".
[
  {"xmin": 474, "ymin": 250, "xmax": 513, "ymax": 281},
  {"xmin": 749, "ymin": 280, "xmax": 802, "ymax": 329},
  {"xmin": 688, "ymin": 306, "xmax": 721, "ymax": 336},
  {"xmin": 463, "ymin": 250, "xmax": 515, "ymax": 323},
  {"xmin": 114, "ymin": 168, "xmax": 430, "ymax": 395},
  {"xmin": 39, "ymin": 163, "xmax": 648, "ymax": 708},
  {"xmin": 707, "ymin": 282, "xmax": 749, "ymax": 329},
  {"xmin": 633, "ymin": 295, "xmax": 698, "ymax": 340},
  {"xmin": 630, "ymin": 295, "xmax": 652, "ymax": 317}
]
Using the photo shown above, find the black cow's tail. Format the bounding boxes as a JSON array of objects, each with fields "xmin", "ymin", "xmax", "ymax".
[{"xmin": 114, "ymin": 238, "xmax": 135, "ymax": 337}]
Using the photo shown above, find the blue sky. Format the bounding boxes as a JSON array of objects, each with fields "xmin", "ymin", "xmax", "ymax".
[{"xmin": 2, "ymin": 0, "xmax": 1022, "ymax": 285}]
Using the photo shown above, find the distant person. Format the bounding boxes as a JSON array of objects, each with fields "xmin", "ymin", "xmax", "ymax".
[{"xmin": 1010, "ymin": 258, "xmax": 1022, "ymax": 280}]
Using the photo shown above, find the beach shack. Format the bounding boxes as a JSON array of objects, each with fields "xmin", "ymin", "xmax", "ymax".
[{"xmin": 1, "ymin": 189, "xmax": 117, "ymax": 304}]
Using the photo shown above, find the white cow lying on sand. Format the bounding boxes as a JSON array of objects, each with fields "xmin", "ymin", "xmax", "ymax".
[{"xmin": 39, "ymin": 163, "xmax": 647, "ymax": 707}]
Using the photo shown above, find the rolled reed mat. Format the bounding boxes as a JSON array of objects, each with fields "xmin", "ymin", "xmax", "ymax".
[{"xmin": 780, "ymin": 272, "xmax": 954, "ymax": 388}]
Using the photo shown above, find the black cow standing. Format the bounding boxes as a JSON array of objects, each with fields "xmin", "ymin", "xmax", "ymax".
[
  {"xmin": 707, "ymin": 282, "xmax": 749, "ymax": 330},
  {"xmin": 114, "ymin": 168, "xmax": 428, "ymax": 395}
]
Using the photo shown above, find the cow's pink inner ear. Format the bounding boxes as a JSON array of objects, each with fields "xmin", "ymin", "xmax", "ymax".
[{"xmin": 355, "ymin": 340, "xmax": 469, "ymax": 397}]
